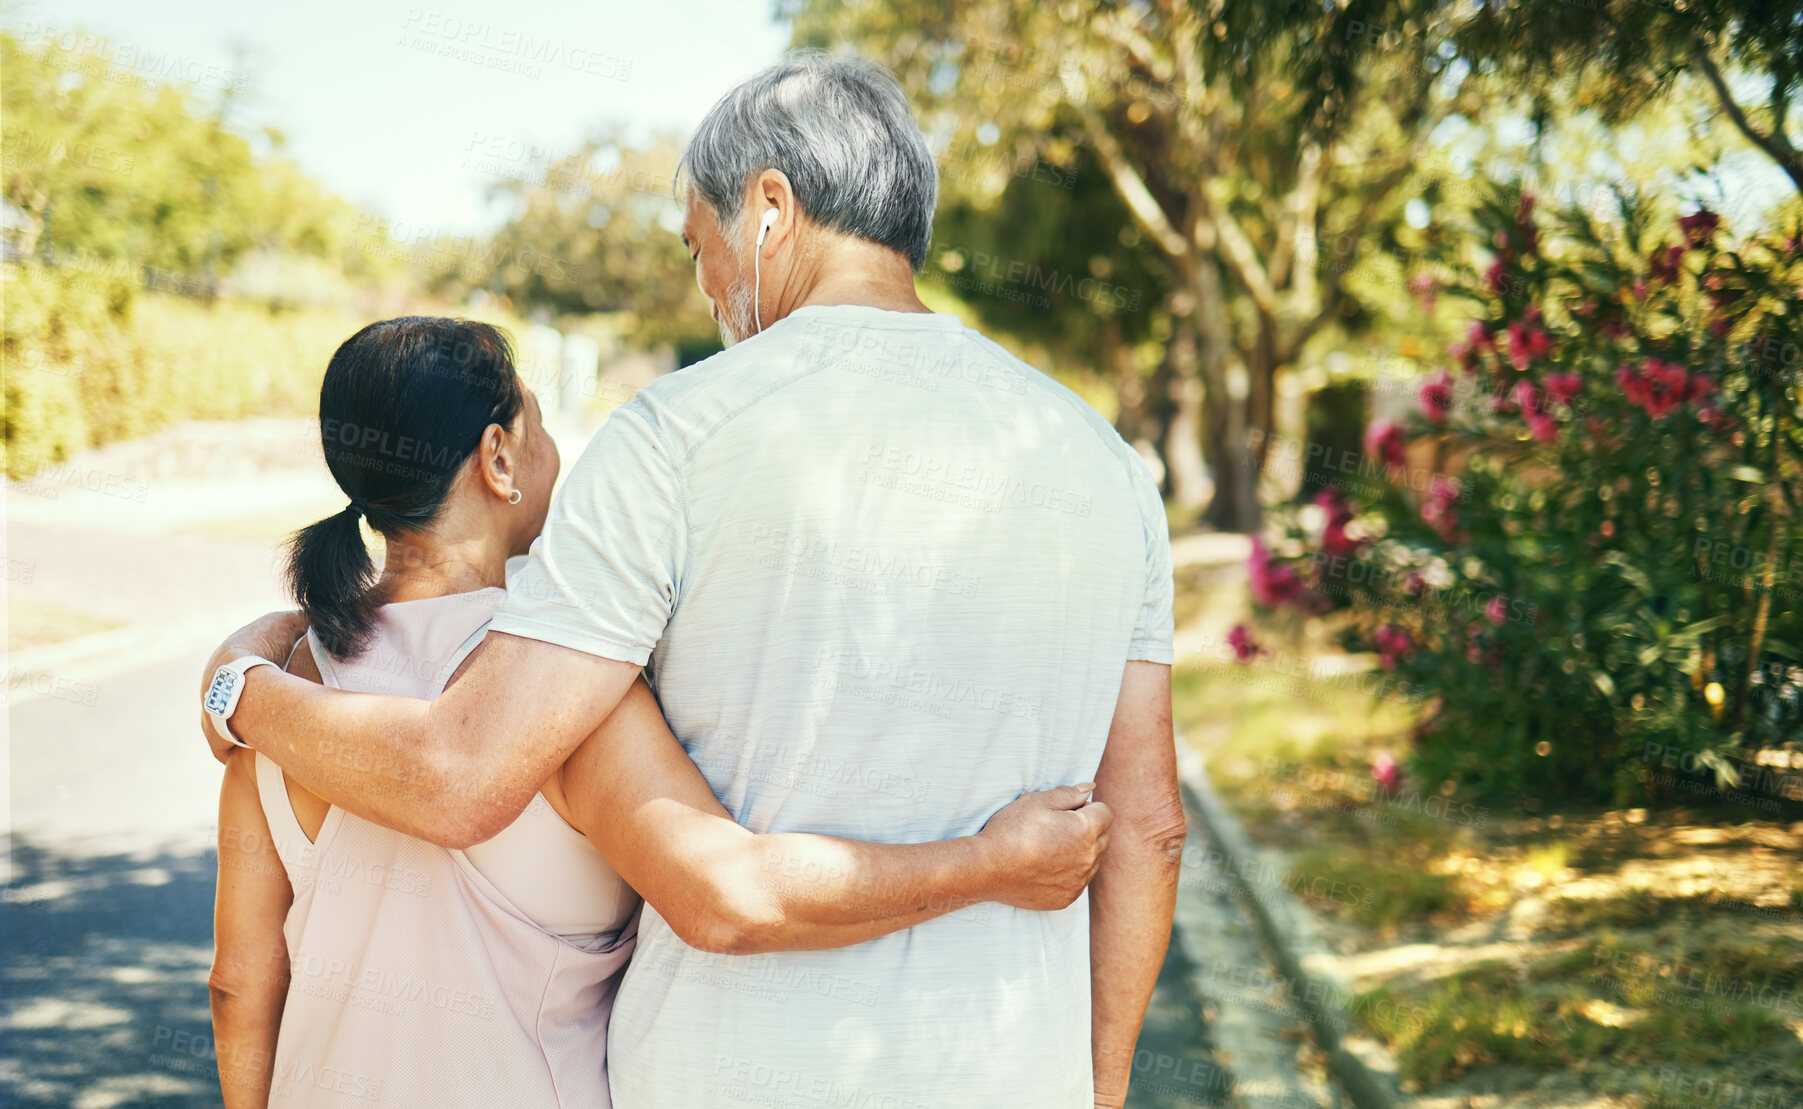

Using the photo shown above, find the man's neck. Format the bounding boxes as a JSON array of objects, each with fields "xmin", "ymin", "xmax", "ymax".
[{"xmin": 782, "ymin": 237, "xmax": 931, "ymax": 318}]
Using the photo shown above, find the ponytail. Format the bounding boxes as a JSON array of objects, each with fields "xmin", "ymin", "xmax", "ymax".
[{"xmin": 287, "ymin": 504, "xmax": 382, "ymax": 659}]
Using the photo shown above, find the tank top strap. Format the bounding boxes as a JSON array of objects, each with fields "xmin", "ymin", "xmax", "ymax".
[
  {"xmin": 306, "ymin": 626, "xmax": 342, "ymax": 689},
  {"xmin": 434, "ymin": 619, "xmax": 493, "ymax": 697}
]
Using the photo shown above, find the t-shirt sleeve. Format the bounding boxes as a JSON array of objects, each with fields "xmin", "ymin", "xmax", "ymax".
[
  {"xmin": 1126, "ymin": 455, "xmax": 1175, "ymax": 665},
  {"xmin": 488, "ymin": 404, "xmax": 687, "ymax": 666}
]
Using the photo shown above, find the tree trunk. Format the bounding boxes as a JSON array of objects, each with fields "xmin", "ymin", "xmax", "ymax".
[
  {"xmin": 1191, "ymin": 262, "xmax": 1260, "ymax": 532},
  {"xmin": 1161, "ymin": 316, "xmax": 1209, "ymax": 510}
]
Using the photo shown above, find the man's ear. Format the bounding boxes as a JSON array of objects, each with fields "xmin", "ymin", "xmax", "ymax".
[{"xmin": 752, "ymin": 168, "xmax": 799, "ymax": 258}]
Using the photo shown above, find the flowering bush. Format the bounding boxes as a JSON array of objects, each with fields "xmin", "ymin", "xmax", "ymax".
[{"xmin": 1252, "ymin": 193, "xmax": 1803, "ymax": 805}]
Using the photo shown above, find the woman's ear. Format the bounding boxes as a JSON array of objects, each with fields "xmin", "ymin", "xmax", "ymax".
[{"xmin": 474, "ymin": 422, "xmax": 515, "ymax": 502}]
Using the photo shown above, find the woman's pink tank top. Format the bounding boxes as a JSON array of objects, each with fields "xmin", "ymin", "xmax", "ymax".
[{"xmin": 253, "ymin": 588, "xmax": 636, "ymax": 1107}]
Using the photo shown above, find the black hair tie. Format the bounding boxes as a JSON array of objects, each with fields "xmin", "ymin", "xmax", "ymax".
[{"xmin": 346, "ymin": 497, "xmax": 367, "ymax": 519}]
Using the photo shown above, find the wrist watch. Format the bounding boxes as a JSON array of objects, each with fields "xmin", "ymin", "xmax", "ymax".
[{"xmin": 204, "ymin": 656, "xmax": 279, "ymax": 749}]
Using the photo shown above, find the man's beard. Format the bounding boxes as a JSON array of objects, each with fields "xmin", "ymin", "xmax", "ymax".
[{"xmin": 717, "ymin": 234, "xmax": 758, "ymax": 347}]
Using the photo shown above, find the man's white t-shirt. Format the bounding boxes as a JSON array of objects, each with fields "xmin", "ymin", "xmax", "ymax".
[{"xmin": 488, "ymin": 303, "xmax": 1174, "ymax": 1108}]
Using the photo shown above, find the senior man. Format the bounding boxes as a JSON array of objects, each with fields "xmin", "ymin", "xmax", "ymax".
[{"xmin": 203, "ymin": 51, "xmax": 1181, "ymax": 1108}]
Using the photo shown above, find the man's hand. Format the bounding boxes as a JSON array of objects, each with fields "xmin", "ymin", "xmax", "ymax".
[
  {"xmin": 976, "ymin": 784, "xmax": 1114, "ymax": 911},
  {"xmin": 199, "ymin": 611, "xmax": 309, "ymax": 764}
]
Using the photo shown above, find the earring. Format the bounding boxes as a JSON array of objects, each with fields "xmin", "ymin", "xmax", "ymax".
[{"xmin": 507, "ymin": 489, "xmax": 522, "ymax": 505}]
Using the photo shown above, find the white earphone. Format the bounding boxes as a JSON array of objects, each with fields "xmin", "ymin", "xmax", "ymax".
[{"xmin": 753, "ymin": 206, "xmax": 778, "ymax": 334}]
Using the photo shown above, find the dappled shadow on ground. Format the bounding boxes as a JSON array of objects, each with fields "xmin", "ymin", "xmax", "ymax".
[
  {"xmin": 0, "ymin": 832, "xmax": 1229, "ymax": 1109},
  {"xmin": 2, "ymin": 835, "xmax": 221, "ymax": 1109}
]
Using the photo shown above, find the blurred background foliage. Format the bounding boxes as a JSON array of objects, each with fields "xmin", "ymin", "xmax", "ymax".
[{"xmin": 0, "ymin": 27, "xmax": 718, "ymax": 478}]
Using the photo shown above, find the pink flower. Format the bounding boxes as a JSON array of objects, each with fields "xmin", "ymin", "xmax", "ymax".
[
  {"xmin": 1519, "ymin": 223, "xmax": 1539, "ymax": 256},
  {"xmin": 1419, "ymin": 369, "xmax": 1454, "ymax": 424},
  {"xmin": 1512, "ymin": 380, "xmax": 1543, "ymax": 415},
  {"xmin": 1544, "ymin": 372, "xmax": 1583, "ymax": 405},
  {"xmin": 1678, "ymin": 209, "xmax": 1721, "ymax": 249},
  {"xmin": 1527, "ymin": 412, "xmax": 1559, "ymax": 441},
  {"xmin": 1649, "ymin": 244, "xmax": 1685, "ymax": 283},
  {"xmin": 1407, "ymin": 272, "xmax": 1436, "ymax": 313},
  {"xmin": 1364, "ymin": 419, "xmax": 1406, "ymax": 469},
  {"xmin": 1322, "ymin": 519, "xmax": 1360, "ymax": 557},
  {"xmin": 1640, "ymin": 358, "xmax": 1690, "ymax": 419},
  {"xmin": 1227, "ymin": 623, "xmax": 1260, "ymax": 664},
  {"xmin": 1618, "ymin": 360, "xmax": 1696, "ymax": 420},
  {"xmin": 1313, "ymin": 486, "xmax": 1352, "ymax": 524},
  {"xmin": 1248, "ymin": 537, "xmax": 1303, "ymax": 608},
  {"xmin": 1375, "ymin": 624, "xmax": 1412, "ymax": 670},
  {"xmin": 1507, "ymin": 319, "xmax": 1552, "ymax": 370},
  {"xmin": 1314, "ymin": 488, "xmax": 1361, "ymax": 557},
  {"xmin": 1486, "ymin": 595, "xmax": 1509, "ymax": 625},
  {"xmin": 1514, "ymin": 197, "xmax": 1540, "ymax": 255},
  {"xmin": 1484, "ymin": 258, "xmax": 1509, "ymax": 294},
  {"xmin": 1372, "ymin": 752, "xmax": 1403, "ymax": 792},
  {"xmin": 1421, "ymin": 479, "xmax": 1462, "ymax": 540}
]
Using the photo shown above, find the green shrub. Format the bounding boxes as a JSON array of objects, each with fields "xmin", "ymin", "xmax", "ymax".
[
  {"xmin": 1248, "ymin": 192, "xmax": 1803, "ymax": 805},
  {"xmin": 3, "ymin": 262, "xmax": 363, "ymax": 478}
]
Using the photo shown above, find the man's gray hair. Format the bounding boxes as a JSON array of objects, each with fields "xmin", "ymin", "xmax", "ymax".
[{"xmin": 680, "ymin": 51, "xmax": 937, "ymax": 272}]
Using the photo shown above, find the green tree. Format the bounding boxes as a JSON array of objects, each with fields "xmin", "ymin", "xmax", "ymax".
[
  {"xmin": 461, "ymin": 131, "xmax": 715, "ymax": 350},
  {"xmin": 787, "ymin": 0, "xmax": 1484, "ymax": 529},
  {"xmin": 0, "ymin": 29, "xmax": 349, "ymax": 297},
  {"xmin": 1455, "ymin": 0, "xmax": 1803, "ymax": 198}
]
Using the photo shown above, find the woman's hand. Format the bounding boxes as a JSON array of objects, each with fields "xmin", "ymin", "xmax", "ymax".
[
  {"xmin": 976, "ymin": 784, "xmax": 1114, "ymax": 911},
  {"xmin": 198, "ymin": 611, "xmax": 309, "ymax": 763}
]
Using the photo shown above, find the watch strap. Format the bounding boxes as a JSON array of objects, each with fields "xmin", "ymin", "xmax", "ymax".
[{"xmin": 207, "ymin": 655, "xmax": 279, "ymax": 749}]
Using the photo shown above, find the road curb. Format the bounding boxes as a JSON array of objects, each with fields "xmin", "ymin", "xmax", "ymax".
[{"xmin": 1174, "ymin": 735, "xmax": 1410, "ymax": 1109}]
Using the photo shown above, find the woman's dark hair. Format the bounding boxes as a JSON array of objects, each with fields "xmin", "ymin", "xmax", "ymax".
[{"xmin": 287, "ymin": 317, "xmax": 524, "ymax": 659}]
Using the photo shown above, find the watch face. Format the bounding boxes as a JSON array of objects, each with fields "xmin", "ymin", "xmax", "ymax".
[{"xmin": 205, "ymin": 670, "xmax": 240, "ymax": 714}]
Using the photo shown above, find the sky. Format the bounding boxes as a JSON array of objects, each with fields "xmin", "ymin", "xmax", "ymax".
[{"xmin": 11, "ymin": 0, "xmax": 795, "ymax": 233}]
